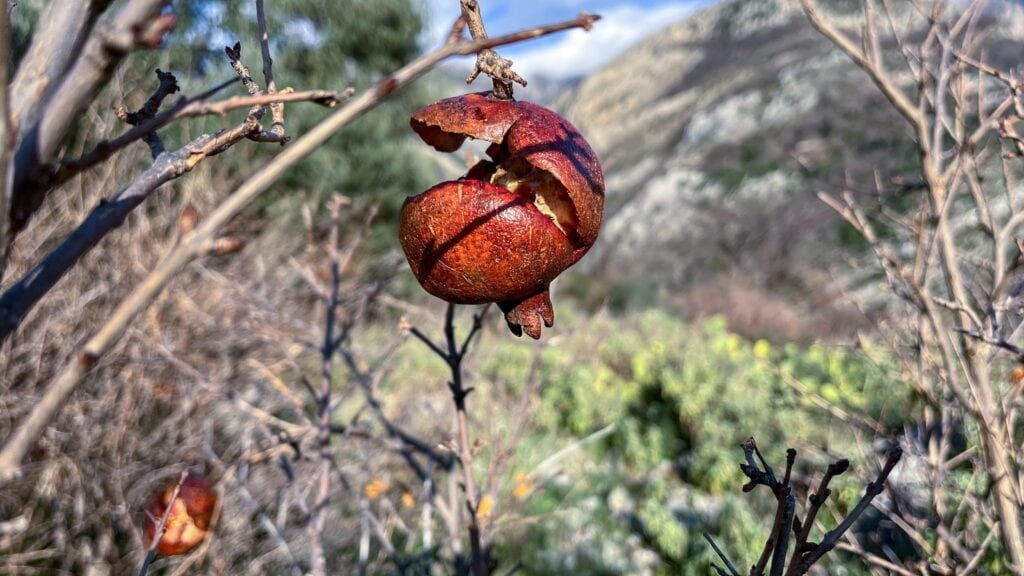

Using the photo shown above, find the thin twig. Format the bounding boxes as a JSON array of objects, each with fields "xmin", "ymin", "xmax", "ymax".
[
  {"xmin": 255, "ymin": 0, "xmax": 285, "ymax": 139},
  {"xmin": 790, "ymin": 447, "xmax": 903, "ymax": 574},
  {"xmin": 787, "ymin": 458, "xmax": 850, "ymax": 574},
  {"xmin": 703, "ymin": 532, "xmax": 741, "ymax": 576},
  {"xmin": 0, "ymin": 82, "xmax": 353, "ymax": 340},
  {"xmin": 138, "ymin": 470, "xmax": 189, "ymax": 576},
  {"xmin": 0, "ymin": 119, "xmax": 262, "ymax": 342},
  {"xmin": 446, "ymin": 304, "xmax": 488, "ymax": 576},
  {"xmin": 60, "ymin": 84, "xmax": 350, "ymax": 179},
  {"xmin": 800, "ymin": 0, "xmax": 922, "ymax": 130},
  {"xmin": 411, "ymin": 303, "xmax": 491, "ymax": 574},
  {"xmin": 308, "ymin": 197, "xmax": 344, "ymax": 576},
  {"xmin": 956, "ymin": 327, "xmax": 1024, "ymax": 359},
  {"xmin": 0, "ymin": 0, "xmax": 11, "ymax": 283},
  {"xmin": 735, "ymin": 439, "xmax": 902, "ymax": 576},
  {"xmin": 740, "ymin": 438, "xmax": 789, "ymax": 576},
  {"xmin": 9, "ymin": 0, "xmax": 175, "ymax": 236},
  {"xmin": 116, "ymin": 68, "xmax": 180, "ymax": 159},
  {"xmin": 459, "ymin": 0, "xmax": 525, "ymax": 100},
  {"xmin": 225, "ymin": 41, "xmax": 287, "ymax": 143},
  {"xmin": 205, "ymin": 440, "xmax": 304, "ymax": 576}
]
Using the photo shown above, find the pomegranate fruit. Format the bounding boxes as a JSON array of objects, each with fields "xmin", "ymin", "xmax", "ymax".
[
  {"xmin": 400, "ymin": 93, "xmax": 604, "ymax": 338},
  {"xmin": 144, "ymin": 471, "xmax": 217, "ymax": 556}
]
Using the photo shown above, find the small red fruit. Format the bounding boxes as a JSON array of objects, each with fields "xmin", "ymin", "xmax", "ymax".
[
  {"xmin": 401, "ymin": 93, "xmax": 605, "ymax": 338},
  {"xmin": 144, "ymin": 471, "xmax": 217, "ymax": 556}
]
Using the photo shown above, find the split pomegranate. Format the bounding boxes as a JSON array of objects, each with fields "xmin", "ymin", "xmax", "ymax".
[
  {"xmin": 400, "ymin": 92, "xmax": 604, "ymax": 338},
  {"xmin": 144, "ymin": 471, "xmax": 217, "ymax": 556}
]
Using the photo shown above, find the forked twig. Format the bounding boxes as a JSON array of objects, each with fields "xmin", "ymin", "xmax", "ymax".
[
  {"xmin": 408, "ymin": 303, "xmax": 491, "ymax": 575},
  {"xmin": 709, "ymin": 438, "xmax": 903, "ymax": 576}
]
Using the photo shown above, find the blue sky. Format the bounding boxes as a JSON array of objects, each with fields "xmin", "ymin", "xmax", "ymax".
[{"xmin": 419, "ymin": 0, "xmax": 714, "ymax": 79}]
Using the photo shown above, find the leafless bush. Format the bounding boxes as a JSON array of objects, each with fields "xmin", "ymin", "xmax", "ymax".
[{"xmin": 802, "ymin": 0, "xmax": 1024, "ymax": 571}]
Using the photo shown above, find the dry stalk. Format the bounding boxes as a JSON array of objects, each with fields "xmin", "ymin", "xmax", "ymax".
[{"xmin": 408, "ymin": 303, "xmax": 491, "ymax": 575}]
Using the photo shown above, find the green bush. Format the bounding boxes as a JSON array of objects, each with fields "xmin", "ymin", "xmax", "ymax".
[{"xmin": 460, "ymin": 307, "xmax": 913, "ymax": 573}]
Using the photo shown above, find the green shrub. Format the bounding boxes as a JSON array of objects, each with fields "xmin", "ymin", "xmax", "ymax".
[{"xmin": 462, "ymin": 307, "xmax": 912, "ymax": 573}]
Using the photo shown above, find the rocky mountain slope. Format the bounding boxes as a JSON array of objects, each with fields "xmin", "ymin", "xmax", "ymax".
[{"xmin": 552, "ymin": 0, "xmax": 1024, "ymax": 340}]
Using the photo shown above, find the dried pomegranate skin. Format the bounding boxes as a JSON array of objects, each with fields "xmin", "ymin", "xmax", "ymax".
[
  {"xmin": 498, "ymin": 290, "xmax": 555, "ymax": 339},
  {"xmin": 411, "ymin": 93, "xmax": 604, "ymax": 256},
  {"xmin": 399, "ymin": 179, "xmax": 574, "ymax": 304},
  {"xmin": 405, "ymin": 93, "xmax": 604, "ymax": 338},
  {"xmin": 410, "ymin": 92, "xmax": 518, "ymax": 152}
]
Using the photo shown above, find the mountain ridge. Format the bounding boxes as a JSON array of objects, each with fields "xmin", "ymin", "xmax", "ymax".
[{"xmin": 550, "ymin": 0, "xmax": 1024, "ymax": 339}]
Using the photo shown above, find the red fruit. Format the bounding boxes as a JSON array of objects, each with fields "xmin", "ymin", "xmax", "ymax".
[
  {"xmin": 144, "ymin": 471, "xmax": 217, "ymax": 556},
  {"xmin": 401, "ymin": 93, "xmax": 605, "ymax": 338}
]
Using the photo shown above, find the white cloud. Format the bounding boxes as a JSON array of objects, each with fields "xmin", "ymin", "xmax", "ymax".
[
  {"xmin": 497, "ymin": 3, "xmax": 701, "ymax": 79},
  {"xmin": 418, "ymin": 0, "xmax": 459, "ymax": 45}
]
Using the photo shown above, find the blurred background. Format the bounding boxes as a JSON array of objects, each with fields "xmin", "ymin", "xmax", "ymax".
[{"xmin": 3, "ymin": 0, "xmax": 1024, "ymax": 574}]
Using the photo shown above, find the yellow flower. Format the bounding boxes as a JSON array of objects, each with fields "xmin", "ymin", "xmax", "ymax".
[
  {"xmin": 401, "ymin": 491, "xmax": 416, "ymax": 509},
  {"xmin": 1012, "ymin": 366, "xmax": 1024, "ymax": 387},
  {"xmin": 753, "ymin": 339, "xmax": 772, "ymax": 361},
  {"xmin": 476, "ymin": 494, "xmax": 494, "ymax": 522},
  {"xmin": 512, "ymin": 474, "xmax": 533, "ymax": 500},
  {"xmin": 364, "ymin": 478, "xmax": 389, "ymax": 501}
]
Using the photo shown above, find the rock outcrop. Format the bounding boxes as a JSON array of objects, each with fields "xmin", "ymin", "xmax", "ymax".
[{"xmin": 552, "ymin": 0, "xmax": 1024, "ymax": 338}]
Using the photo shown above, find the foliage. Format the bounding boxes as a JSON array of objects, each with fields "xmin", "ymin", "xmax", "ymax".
[
  {"xmin": 126, "ymin": 0, "xmax": 438, "ymax": 224},
  {"xmin": 378, "ymin": 307, "xmax": 913, "ymax": 574}
]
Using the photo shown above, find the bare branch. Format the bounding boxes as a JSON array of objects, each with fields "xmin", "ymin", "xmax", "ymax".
[
  {"xmin": 115, "ymin": 68, "xmax": 180, "ymax": 159},
  {"xmin": 955, "ymin": 327, "xmax": 1024, "ymax": 359},
  {"xmin": 205, "ymin": 444, "xmax": 304, "ymax": 576},
  {"xmin": 446, "ymin": 305, "xmax": 487, "ymax": 575},
  {"xmin": 10, "ymin": 0, "xmax": 174, "ymax": 236},
  {"xmin": 308, "ymin": 198, "xmax": 345, "ymax": 576},
  {"xmin": 790, "ymin": 446, "xmax": 903, "ymax": 574},
  {"xmin": 834, "ymin": 542, "xmax": 919, "ymax": 576},
  {"xmin": 771, "ymin": 492, "xmax": 796, "ymax": 576},
  {"xmin": 804, "ymin": 1, "xmax": 1024, "ymax": 571},
  {"xmin": 255, "ymin": 0, "xmax": 285, "ymax": 139},
  {"xmin": 409, "ymin": 303, "xmax": 492, "ymax": 574},
  {"xmin": 0, "ymin": 64, "xmax": 353, "ymax": 340},
  {"xmin": 738, "ymin": 438, "xmax": 793, "ymax": 576},
  {"xmin": 730, "ymin": 440, "xmax": 903, "ymax": 576},
  {"xmin": 9, "ymin": 0, "xmax": 113, "ymax": 131},
  {"xmin": 459, "ymin": 0, "xmax": 525, "ymax": 100},
  {"xmin": 60, "ymin": 84, "xmax": 351, "ymax": 181},
  {"xmin": 0, "ymin": 0, "xmax": 11, "ymax": 282},
  {"xmin": 225, "ymin": 42, "xmax": 288, "ymax": 144},
  {"xmin": 800, "ymin": 0, "xmax": 922, "ymax": 131},
  {"xmin": 0, "ymin": 119, "xmax": 261, "ymax": 342}
]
